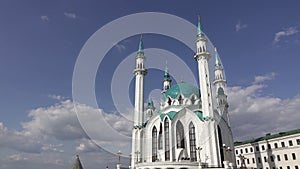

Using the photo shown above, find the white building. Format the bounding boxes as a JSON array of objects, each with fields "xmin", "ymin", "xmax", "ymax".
[
  {"xmin": 234, "ymin": 129, "xmax": 300, "ymax": 169},
  {"xmin": 130, "ymin": 18, "xmax": 235, "ymax": 169}
]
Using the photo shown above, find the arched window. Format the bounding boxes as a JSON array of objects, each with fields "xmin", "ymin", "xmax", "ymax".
[
  {"xmin": 178, "ymin": 95, "xmax": 183, "ymax": 105},
  {"xmin": 164, "ymin": 118, "xmax": 170, "ymax": 161},
  {"xmin": 176, "ymin": 121, "xmax": 185, "ymax": 148},
  {"xmin": 189, "ymin": 122, "xmax": 197, "ymax": 161},
  {"xmin": 152, "ymin": 127, "xmax": 157, "ymax": 162},
  {"xmin": 158, "ymin": 123, "xmax": 163, "ymax": 149},
  {"xmin": 167, "ymin": 97, "xmax": 172, "ymax": 106}
]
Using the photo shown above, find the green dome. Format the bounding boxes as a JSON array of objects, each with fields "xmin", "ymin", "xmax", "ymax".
[{"xmin": 162, "ymin": 83, "xmax": 200, "ymax": 101}]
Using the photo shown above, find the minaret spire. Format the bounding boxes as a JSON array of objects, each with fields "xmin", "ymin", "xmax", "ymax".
[{"xmin": 198, "ymin": 15, "xmax": 202, "ymax": 35}]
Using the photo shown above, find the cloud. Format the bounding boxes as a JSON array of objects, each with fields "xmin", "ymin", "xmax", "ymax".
[
  {"xmin": 64, "ymin": 12, "xmax": 76, "ymax": 19},
  {"xmin": 235, "ymin": 20, "xmax": 247, "ymax": 32},
  {"xmin": 273, "ymin": 27, "xmax": 299, "ymax": 44},
  {"xmin": 40, "ymin": 16, "xmax": 49, "ymax": 22},
  {"xmin": 253, "ymin": 72, "xmax": 276, "ymax": 84},
  {"xmin": 228, "ymin": 73, "xmax": 300, "ymax": 141},
  {"xmin": 115, "ymin": 44, "xmax": 126, "ymax": 52},
  {"xmin": 76, "ymin": 139, "xmax": 99, "ymax": 153},
  {"xmin": 48, "ymin": 94, "xmax": 65, "ymax": 101}
]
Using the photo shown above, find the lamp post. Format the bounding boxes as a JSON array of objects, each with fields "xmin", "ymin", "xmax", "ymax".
[
  {"xmin": 117, "ymin": 150, "xmax": 122, "ymax": 164},
  {"xmin": 196, "ymin": 146, "xmax": 203, "ymax": 169},
  {"xmin": 135, "ymin": 151, "xmax": 140, "ymax": 168}
]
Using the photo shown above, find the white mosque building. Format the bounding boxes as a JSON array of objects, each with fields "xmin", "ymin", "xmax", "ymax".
[{"xmin": 130, "ymin": 18, "xmax": 236, "ymax": 169}]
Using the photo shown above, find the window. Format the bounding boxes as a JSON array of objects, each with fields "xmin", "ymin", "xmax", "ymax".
[
  {"xmin": 245, "ymin": 148, "xmax": 248, "ymax": 153},
  {"xmin": 277, "ymin": 155, "xmax": 281, "ymax": 161},
  {"xmin": 295, "ymin": 166, "xmax": 299, "ymax": 169},
  {"xmin": 287, "ymin": 166, "xmax": 290, "ymax": 169},
  {"xmin": 152, "ymin": 127, "xmax": 157, "ymax": 162},
  {"xmin": 297, "ymin": 139, "xmax": 300, "ymax": 145},
  {"xmin": 176, "ymin": 121, "xmax": 185, "ymax": 148},
  {"xmin": 250, "ymin": 147, "xmax": 253, "ymax": 152},
  {"xmin": 292, "ymin": 153, "xmax": 296, "ymax": 160},
  {"xmin": 262, "ymin": 145, "xmax": 265, "ymax": 151},
  {"xmin": 158, "ymin": 124, "xmax": 163, "ymax": 149},
  {"xmin": 164, "ymin": 119, "xmax": 170, "ymax": 161},
  {"xmin": 274, "ymin": 143, "xmax": 278, "ymax": 148},
  {"xmin": 279, "ymin": 167, "xmax": 283, "ymax": 169},
  {"xmin": 270, "ymin": 156, "xmax": 274, "ymax": 162},
  {"xmin": 264, "ymin": 156, "xmax": 267, "ymax": 162},
  {"xmin": 236, "ymin": 150, "xmax": 238, "ymax": 154},
  {"xmin": 247, "ymin": 159, "xmax": 250, "ymax": 164},
  {"xmin": 240, "ymin": 149, "xmax": 243, "ymax": 154},
  {"xmin": 289, "ymin": 140, "xmax": 293, "ymax": 146},
  {"xmin": 268, "ymin": 144, "xmax": 271, "ymax": 149},
  {"xmin": 284, "ymin": 154, "xmax": 288, "ymax": 161},
  {"xmin": 258, "ymin": 157, "xmax": 261, "ymax": 163},
  {"xmin": 252, "ymin": 158, "xmax": 255, "ymax": 163},
  {"xmin": 237, "ymin": 160, "xmax": 240, "ymax": 165},
  {"xmin": 189, "ymin": 123, "xmax": 197, "ymax": 162},
  {"xmin": 256, "ymin": 146, "xmax": 259, "ymax": 151},
  {"xmin": 281, "ymin": 142, "xmax": 285, "ymax": 147}
]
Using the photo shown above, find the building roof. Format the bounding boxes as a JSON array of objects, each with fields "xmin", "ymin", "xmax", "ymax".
[
  {"xmin": 234, "ymin": 128, "xmax": 300, "ymax": 146},
  {"xmin": 162, "ymin": 82, "xmax": 200, "ymax": 101},
  {"xmin": 70, "ymin": 155, "xmax": 84, "ymax": 169}
]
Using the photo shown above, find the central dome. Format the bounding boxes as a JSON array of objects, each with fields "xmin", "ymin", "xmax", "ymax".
[{"xmin": 162, "ymin": 82, "xmax": 200, "ymax": 101}]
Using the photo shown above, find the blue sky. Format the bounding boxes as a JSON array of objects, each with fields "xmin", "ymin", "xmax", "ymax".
[{"xmin": 1, "ymin": 1, "xmax": 300, "ymax": 169}]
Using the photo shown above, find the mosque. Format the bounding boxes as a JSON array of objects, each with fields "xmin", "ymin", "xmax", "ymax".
[
  {"xmin": 71, "ymin": 18, "xmax": 236, "ymax": 169},
  {"xmin": 130, "ymin": 18, "xmax": 235, "ymax": 169}
]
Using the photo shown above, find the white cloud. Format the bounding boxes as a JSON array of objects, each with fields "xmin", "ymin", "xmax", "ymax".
[
  {"xmin": 48, "ymin": 94, "xmax": 65, "ymax": 101},
  {"xmin": 76, "ymin": 139, "xmax": 99, "ymax": 153},
  {"xmin": 115, "ymin": 44, "xmax": 126, "ymax": 52},
  {"xmin": 40, "ymin": 16, "xmax": 49, "ymax": 22},
  {"xmin": 235, "ymin": 20, "xmax": 247, "ymax": 32},
  {"xmin": 64, "ymin": 12, "xmax": 76, "ymax": 19},
  {"xmin": 273, "ymin": 27, "xmax": 299, "ymax": 44},
  {"xmin": 253, "ymin": 72, "xmax": 276, "ymax": 84},
  {"xmin": 228, "ymin": 73, "xmax": 300, "ymax": 141}
]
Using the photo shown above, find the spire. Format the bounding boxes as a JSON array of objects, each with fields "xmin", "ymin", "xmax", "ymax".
[
  {"xmin": 164, "ymin": 65, "xmax": 171, "ymax": 81},
  {"xmin": 197, "ymin": 16, "xmax": 204, "ymax": 39},
  {"xmin": 197, "ymin": 15, "xmax": 202, "ymax": 34},
  {"xmin": 70, "ymin": 155, "xmax": 84, "ymax": 169},
  {"xmin": 137, "ymin": 34, "xmax": 144, "ymax": 57},
  {"xmin": 214, "ymin": 47, "xmax": 223, "ymax": 69}
]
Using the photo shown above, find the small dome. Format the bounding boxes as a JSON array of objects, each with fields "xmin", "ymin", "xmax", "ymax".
[{"xmin": 162, "ymin": 82, "xmax": 200, "ymax": 101}]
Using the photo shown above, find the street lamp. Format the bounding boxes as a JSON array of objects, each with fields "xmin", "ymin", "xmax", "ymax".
[
  {"xmin": 196, "ymin": 147, "xmax": 203, "ymax": 169},
  {"xmin": 117, "ymin": 150, "xmax": 122, "ymax": 164}
]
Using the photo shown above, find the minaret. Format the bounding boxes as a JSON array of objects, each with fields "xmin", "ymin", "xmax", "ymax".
[
  {"xmin": 213, "ymin": 48, "xmax": 229, "ymax": 118},
  {"xmin": 194, "ymin": 17, "xmax": 213, "ymax": 118},
  {"xmin": 194, "ymin": 17, "xmax": 220, "ymax": 167},
  {"xmin": 161, "ymin": 65, "xmax": 171, "ymax": 94},
  {"xmin": 131, "ymin": 35, "xmax": 147, "ymax": 169},
  {"xmin": 146, "ymin": 99, "xmax": 155, "ymax": 121}
]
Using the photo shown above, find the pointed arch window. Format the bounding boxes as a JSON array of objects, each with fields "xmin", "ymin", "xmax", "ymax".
[
  {"xmin": 176, "ymin": 121, "xmax": 185, "ymax": 148},
  {"xmin": 158, "ymin": 123, "xmax": 163, "ymax": 149},
  {"xmin": 178, "ymin": 95, "xmax": 183, "ymax": 105},
  {"xmin": 189, "ymin": 122, "xmax": 197, "ymax": 161},
  {"xmin": 164, "ymin": 118, "xmax": 170, "ymax": 161},
  {"xmin": 167, "ymin": 97, "xmax": 172, "ymax": 106},
  {"xmin": 152, "ymin": 127, "xmax": 157, "ymax": 162}
]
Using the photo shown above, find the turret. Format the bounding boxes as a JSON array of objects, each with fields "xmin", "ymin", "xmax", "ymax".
[
  {"xmin": 161, "ymin": 65, "xmax": 171, "ymax": 93},
  {"xmin": 146, "ymin": 99, "xmax": 155, "ymax": 120}
]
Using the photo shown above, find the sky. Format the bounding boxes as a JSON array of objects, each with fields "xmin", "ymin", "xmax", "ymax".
[{"xmin": 1, "ymin": 1, "xmax": 300, "ymax": 169}]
